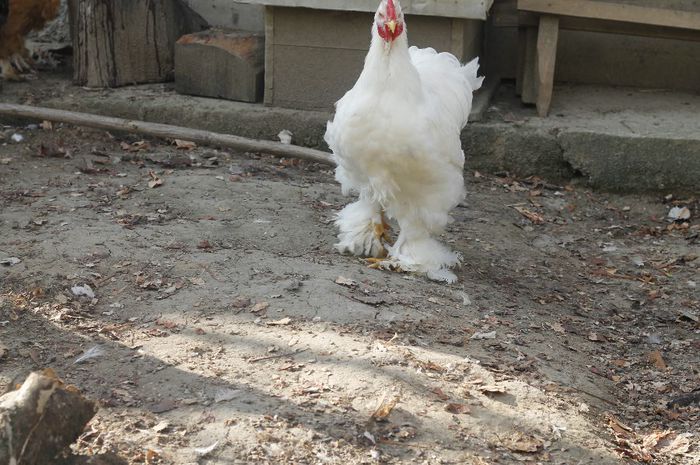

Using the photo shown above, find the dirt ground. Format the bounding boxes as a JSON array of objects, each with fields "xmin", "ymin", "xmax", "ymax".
[{"xmin": 0, "ymin": 123, "xmax": 698, "ymax": 465}]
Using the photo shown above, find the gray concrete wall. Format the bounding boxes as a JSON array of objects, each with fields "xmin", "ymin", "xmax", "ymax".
[{"xmin": 183, "ymin": 0, "xmax": 264, "ymax": 31}]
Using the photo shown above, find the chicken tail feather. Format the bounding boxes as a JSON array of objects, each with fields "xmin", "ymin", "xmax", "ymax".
[{"xmin": 462, "ymin": 57, "xmax": 484, "ymax": 93}]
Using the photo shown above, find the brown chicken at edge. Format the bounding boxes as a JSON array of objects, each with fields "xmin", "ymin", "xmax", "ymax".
[{"xmin": 0, "ymin": 0, "xmax": 60, "ymax": 81}]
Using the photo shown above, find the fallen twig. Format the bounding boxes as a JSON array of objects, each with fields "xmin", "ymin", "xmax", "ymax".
[{"xmin": 248, "ymin": 348, "xmax": 308, "ymax": 363}]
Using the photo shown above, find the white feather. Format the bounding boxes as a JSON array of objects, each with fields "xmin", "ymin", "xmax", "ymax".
[{"xmin": 324, "ymin": 0, "xmax": 483, "ymax": 283}]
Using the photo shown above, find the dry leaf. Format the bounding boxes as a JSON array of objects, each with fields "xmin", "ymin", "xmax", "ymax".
[
  {"xmin": 371, "ymin": 395, "xmax": 399, "ymax": 421},
  {"xmin": 149, "ymin": 399, "xmax": 178, "ymax": 413},
  {"xmin": 40, "ymin": 120, "xmax": 53, "ymax": 130},
  {"xmin": 148, "ymin": 399, "xmax": 177, "ymax": 413},
  {"xmin": 548, "ymin": 322, "xmax": 566, "ymax": 333},
  {"xmin": 610, "ymin": 359, "xmax": 628, "ymax": 368},
  {"xmin": 588, "ymin": 332, "xmax": 606, "ymax": 342},
  {"xmin": 656, "ymin": 432, "xmax": 692, "ymax": 455},
  {"xmin": 470, "ymin": 331, "xmax": 497, "ymax": 340},
  {"xmin": 678, "ymin": 309, "xmax": 698, "ymax": 322},
  {"xmin": 503, "ymin": 432, "xmax": 543, "ymax": 453},
  {"xmin": 158, "ymin": 320, "xmax": 178, "ymax": 329},
  {"xmin": 335, "ymin": 276, "xmax": 357, "ymax": 287},
  {"xmin": 174, "ymin": 139, "xmax": 197, "ymax": 150},
  {"xmin": 417, "ymin": 359, "xmax": 445, "ymax": 372},
  {"xmin": 0, "ymin": 257, "xmax": 20, "ymax": 266},
  {"xmin": 267, "ymin": 317, "xmax": 292, "ymax": 326},
  {"xmin": 197, "ymin": 240, "xmax": 212, "ymax": 250},
  {"xmin": 667, "ymin": 206, "xmax": 691, "ymax": 222},
  {"xmin": 445, "ymin": 403, "xmax": 470, "ymax": 414},
  {"xmin": 148, "ymin": 171, "xmax": 163, "ymax": 188},
  {"xmin": 431, "ymin": 387, "xmax": 449, "ymax": 401},
  {"xmin": 513, "ymin": 206, "xmax": 545, "ymax": 224},
  {"xmin": 642, "ymin": 430, "xmax": 673, "ymax": 451},
  {"xmin": 647, "ymin": 350, "xmax": 667, "ymax": 370},
  {"xmin": 350, "ymin": 293, "xmax": 387, "ymax": 306},
  {"xmin": 121, "ymin": 140, "xmax": 151, "ymax": 152},
  {"xmin": 152, "ymin": 420, "xmax": 169, "ymax": 433},
  {"xmin": 250, "ymin": 302, "xmax": 269, "ymax": 313},
  {"xmin": 214, "ymin": 388, "xmax": 241, "ymax": 403},
  {"xmin": 145, "ymin": 449, "xmax": 159, "ymax": 464},
  {"xmin": 478, "ymin": 384, "xmax": 506, "ymax": 395},
  {"xmin": 38, "ymin": 142, "xmax": 68, "ymax": 158},
  {"xmin": 607, "ymin": 416, "xmax": 633, "ymax": 436},
  {"xmin": 231, "ymin": 296, "xmax": 251, "ymax": 308}
]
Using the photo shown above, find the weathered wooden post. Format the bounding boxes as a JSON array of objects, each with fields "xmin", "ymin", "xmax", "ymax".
[{"xmin": 67, "ymin": 0, "xmax": 208, "ymax": 87}]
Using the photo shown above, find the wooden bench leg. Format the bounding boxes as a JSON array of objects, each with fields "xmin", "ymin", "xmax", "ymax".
[
  {"xmin": 535, "ymin": 15, "xmax": 559, "ymax": 117},
  {"xmin": 520, "ymin": 27, "xmax": 537, "ymax": 104}
]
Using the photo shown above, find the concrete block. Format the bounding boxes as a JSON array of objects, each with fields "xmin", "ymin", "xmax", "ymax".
[
  {"xmin": 559, "ymin": 132, "xmax": 700, "ymax": 193},
  {"xmin": 175, "ymin": 29, "xmax": 264, "ymax": 102},
  {"xmin": 461, "ymin": 124, "xmax": 573, "ymax": 181}
]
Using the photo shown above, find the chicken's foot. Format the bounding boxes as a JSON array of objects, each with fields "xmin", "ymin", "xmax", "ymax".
[{"xmin": 364, "ymin": 257, "xmax": 403, "ymax": 272}]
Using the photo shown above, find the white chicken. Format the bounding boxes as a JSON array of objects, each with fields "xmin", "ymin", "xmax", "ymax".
[{"xmin": 324, "ymin": 0, "xmax": 483, "ymax": 283}]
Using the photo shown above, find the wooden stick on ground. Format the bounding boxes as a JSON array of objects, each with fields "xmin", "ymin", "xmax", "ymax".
[{"xmin": 0, "ymin": 103, "xmax": 335, "ymax": 166}]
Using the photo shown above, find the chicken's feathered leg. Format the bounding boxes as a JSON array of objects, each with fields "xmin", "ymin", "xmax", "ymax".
[
  {"xmin": 0, "ymin": 59, "xmax": 22, "ymax": 81},
  {"xmin": 335, "ymin": 198, "xmax": 392, "ymax": 258},
  {"xmin": 376, "ymin": 215, "xmax": 461, "ymax": 283},
  {"xmin": 11, "ymin": 48, "xmax": 33, "ymax": 73}
]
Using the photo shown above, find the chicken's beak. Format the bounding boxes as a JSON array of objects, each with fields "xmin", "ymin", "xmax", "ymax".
[{"xmin": 386, "ymin": 20, "xmax": 397, "ymax": 34}]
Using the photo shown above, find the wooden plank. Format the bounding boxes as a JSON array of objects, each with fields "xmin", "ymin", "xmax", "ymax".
[
  {"xmin": 236, "ymin": 0, "xmax": 494, "ymax": 20},
  {"xmin": 564, "ymin": 0, "xmax": 700, "ymax": 14},
  {"xmin": 264, "ymin": 6, "xmax": 274, "ymax": 106},
  {"xmin": 518, "ymin": 12, "xmax": 700, "ymax": 42},
  {"xmin": 450, "ymin": 19, "xmax": 465, "ymax": 61},
  {"xmin": 518, "ymin": 0, "xmax": 700, "ymax": 31},
  {"xmin": 535, "ymin": 15, "xmax": 559, "ymax": 117},
  {"xmin": 491, "ymin": 0, "xmax": 518, "ymax": 27},
  {"xmin": 461, "ymin": 19, "xmax": 483, "ymax": 61},
  {"xmin": 521, "ymin": 27, "xmax": 537, "ymax": 104},
  {"xmin": 556, "ymin": 28, "xmax": 700, "ymax": 91}
]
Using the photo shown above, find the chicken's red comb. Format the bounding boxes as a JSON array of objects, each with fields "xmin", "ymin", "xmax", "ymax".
[{"xmin": 386, "ymin": 0, "xmax": 397, "ymax": 20}]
